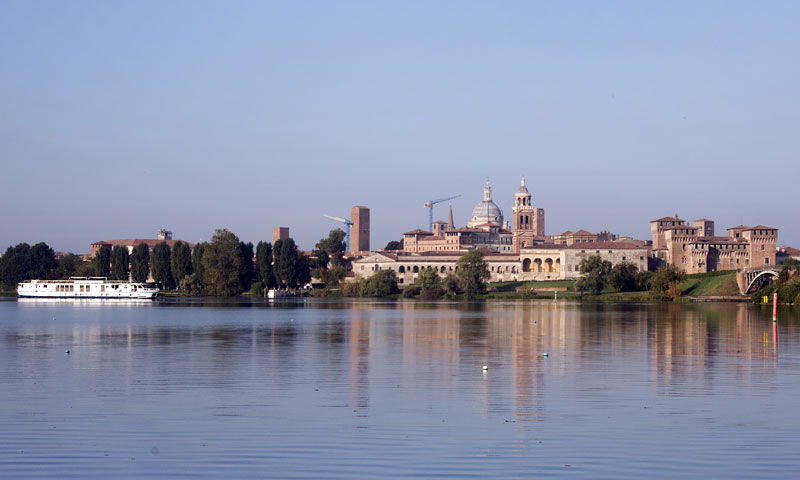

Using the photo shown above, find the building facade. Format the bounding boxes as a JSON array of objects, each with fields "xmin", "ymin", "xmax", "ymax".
[{"xmin": 650, "ymin": 215, "xmax": 778, "ymax": 273}]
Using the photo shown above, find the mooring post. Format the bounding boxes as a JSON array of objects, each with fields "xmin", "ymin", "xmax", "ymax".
[{"xmin": 773, "ymin": 291, "xmax": 778, "ymax": 322}]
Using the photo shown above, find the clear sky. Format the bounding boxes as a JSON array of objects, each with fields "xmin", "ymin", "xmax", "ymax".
[{"xmin": 1, "ymin": 1, "xmax": 798, "ymax": 253}]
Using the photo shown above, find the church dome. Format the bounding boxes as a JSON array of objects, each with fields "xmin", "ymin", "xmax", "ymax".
[
  {"xmin": 468, "ymin": 180, "xmax": 504, "ymax": 227},
  {"xmin": 471, "ymin": 201, "xmax": 503, "ymax": 224}
]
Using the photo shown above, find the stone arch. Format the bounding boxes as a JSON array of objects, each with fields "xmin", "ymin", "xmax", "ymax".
[
  {"xmin": 534, "ymin": 258, "xmax": 542, "ymax": 273},
  {"xmin": 398, "ymin": 266, "xmax": 405, "ymax": 273},
  {"xmin": 413, "ymin": 266, "xmax": 419, "ymax": 273},
  {"xmin": 555, "ymin": 258, "xmax": 561, "ymax": 273},
  {"xmin": 544, "ymin": 258, "xmax": 553, "ymax": 273},
  {"xmin": 522, "ymin": 258, "xmax": 532, "ymax": 272},
  {"xmin": 440, "ymin": 266, "xmax": 446, "ymax": 273}
]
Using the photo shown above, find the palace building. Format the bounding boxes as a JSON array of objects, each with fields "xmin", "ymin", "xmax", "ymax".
[{"xmin": 650, "ymin": 215, "xmax": 778, "ymax": 273}]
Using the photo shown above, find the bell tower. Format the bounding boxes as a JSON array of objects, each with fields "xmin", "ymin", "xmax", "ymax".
[{"xmin": 512, "ymin": 177, "xmax": 545, "ymax": 252}]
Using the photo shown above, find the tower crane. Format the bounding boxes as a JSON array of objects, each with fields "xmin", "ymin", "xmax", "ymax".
[
  {"xmin": 423, "ymin": 194, "xmax": 461, "ymax": 232},
  {"xmin": 323, "ymin": 214, "xmax": 354, "ymax": 252}
]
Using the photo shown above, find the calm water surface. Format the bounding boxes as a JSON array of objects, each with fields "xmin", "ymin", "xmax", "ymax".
[{"xmin": 1, "ymin": 298, "xmax": 800, "ymax": 479}]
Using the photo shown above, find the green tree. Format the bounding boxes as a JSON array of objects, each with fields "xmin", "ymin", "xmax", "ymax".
[
  {"xmin": 384, "ymin": 240, "xmax": 403, "ymax": 251},
  {"xmin": 575, "ymin": 255, "xmax": 612, "ymax": 296},
  {"xmin": 358, "ymin": 269, "xmax": 398, "ymax": 297},
  {"xmin": 237, "ymin": 241, "xmax": 255, "ymax": 292},
  {"xmin": 608, "ymin": 261, "xmax": 639, "ymax": 292},
  {"xmin": 255, "ymin": 241, "xmax": 276, "ymax": 289},
  {"xmin": 30, "ymin": 243, "xmax": 57, "ymax": 279},
  {"xmin": 649, "ymin": 265, "xmax": 686, "ymax": 300},
  {"xmin": 192, "ymin": 242, "xmax": 207, "ymax": 281},
  {"xmin": 92, "ymin": 245, "xmax": 112, "ymax": 278},
  {"xmin": 296, "ymin": 253, "xmax": 311, "ymax": 288},
  {"xmin": 130, "ymin": 243, "xmax": 150, "ymax": 283},
  {"xmin": 57, "ymin": 253, "xmax": 83, "ymax": 279},
  {"xmin": 444, "ymin": 273, "xmax": 460, "ymax": 294},
  {"xmin": 170, "ymin": 241, "xmax": 193, "ymax": 285},
  {"xmin": 415, "ymin": 268, "xmax": 443, "ymax": 299},
  {"xmin": 273, "ymin": 238, "xmax": 300, "ymax": 289},
  {"xmin": 0, "ymin": 243, "xmax": 33, "ymax": 289},
  {"xmin": 456, "ymin": 250, "xmax": 490, "ymax": 299},
  {"xmin": 202, "ymin": 229, "xmax": 243, "ymax": 296},
  {"xmin": 151, "ymin": 242, "xmax": 174, "ymax": 290},
  {"xmin": 110, "ymin": 245, "xmax": 130, "ymax": 280},
  {"xmin": 635, "ymin": 270, "xmax": 654, "ymax": 291},
  {"xmin": 315, "ymin": 229, "xmax": 346, "ymax": 266}
]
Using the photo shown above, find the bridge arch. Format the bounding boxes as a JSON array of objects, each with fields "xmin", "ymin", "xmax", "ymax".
[{"xmin": 745, "ymin": 269, "xmax": 780, "ymax": 293}]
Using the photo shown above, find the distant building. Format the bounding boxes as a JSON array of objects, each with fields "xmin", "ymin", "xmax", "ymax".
[
  {"xmin": 777, "ymin": 247, "xmax": 800, "ymax": 265},
  {"xmin": 650, "ymin": 215, "xmax": 778, "ymax": 273},
  {"xmin": 273, "ymin": 227, "xmax": 290, "ymax": 244},
  {"xmin": 351, "ymin": 206, "xmax": 370, "ymax": 253},
  {"xmin": 90, "ymin": 230, "xmax": 195, "ymax": 257}
]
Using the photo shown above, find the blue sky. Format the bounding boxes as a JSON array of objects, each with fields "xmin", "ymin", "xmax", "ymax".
[{"xmin": 1, "ymin": 1, "xmax": 798, "ymax": 252}]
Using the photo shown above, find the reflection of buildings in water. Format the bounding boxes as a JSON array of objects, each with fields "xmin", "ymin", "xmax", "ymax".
[
  {"xmin": 649, "ymin": 302, "xmax": 778, "ymax": 396},
  {"xmin": 349, "ymin": 308, "xmax": 370, "ymax": 420}
]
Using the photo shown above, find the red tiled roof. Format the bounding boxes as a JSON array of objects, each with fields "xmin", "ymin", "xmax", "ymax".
[
  {"xmin": 403, "ymin": 229, "xmax": 433, "ymax": 235},
  {"xmin": 781, "ymin": 247, "xmax": 800, "ymax": 256},
  {"xmin": 553, "ymin": 230, "xmax": 573, "ymax": 237},
  {"xmin": 651, "ymin": 216, "xmax": 685, "ymax": 223},
  {"xmin": 571, "ymin": 229, "xmax": 596, "ymax": 236}
]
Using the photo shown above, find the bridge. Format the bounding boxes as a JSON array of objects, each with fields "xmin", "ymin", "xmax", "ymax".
[{"xmin": 736, "ymin": 267, "xmax": 781, "ymax": 295}]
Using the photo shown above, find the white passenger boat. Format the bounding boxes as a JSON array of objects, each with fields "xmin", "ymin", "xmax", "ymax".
[{"xmin": 17, "ymin": 277, "xmax": 159, "ymax": 299}]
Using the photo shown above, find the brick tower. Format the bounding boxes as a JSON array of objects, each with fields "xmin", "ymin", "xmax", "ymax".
[
  {"xmin": 351, "ymin": 206, "xmax": 370, "ymax": 253},
  {"xmin": 512, "ymin": 177, "xmax": 545, "ymax": 252}
]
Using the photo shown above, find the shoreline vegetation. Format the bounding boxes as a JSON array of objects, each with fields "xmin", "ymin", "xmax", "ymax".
[{"xmin": 2, "ymin": 229, "xmax": 797, "ymax": 305}]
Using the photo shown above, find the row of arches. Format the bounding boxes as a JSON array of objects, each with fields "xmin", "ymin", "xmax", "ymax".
[{"xmin": 521, "ymin": 257, "xmax": 561, "ymax": 273}]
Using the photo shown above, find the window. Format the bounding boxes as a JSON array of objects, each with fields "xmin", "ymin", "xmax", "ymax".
[
  {"xmin": 622, "ymin": 256, "xmax": 626, "ymax": 261},
  {"xmin": 761, "ymin": 244, "xmax": 765, "ymax": 251},
  {"xmin": 575, "ymin": 266, "xmax": 579, "ymax": 271},
  {"xmin": 682, "ymin": 257, "xmax": 686, "ymax": 264},
  {"xmin": 640, "ymin": 256, "xmax": 644, "ymax": 261},
  {"xmin": 765, "ymin": 257, "xmax": 770, "ymax": 264}
]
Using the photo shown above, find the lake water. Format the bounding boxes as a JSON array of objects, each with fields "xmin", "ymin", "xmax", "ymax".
[{"xmin": 1, "ymin": 298, "xmax": 800, "ymax": 479}]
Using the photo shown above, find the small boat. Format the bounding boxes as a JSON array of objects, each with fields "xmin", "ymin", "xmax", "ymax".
[
  {"xmin": 267, "ymin": 289, "xmax": 287, "ymax": 299},
  {"xmin": 17, "ymin": 277, "xmax": 159, "ymax": 299}
]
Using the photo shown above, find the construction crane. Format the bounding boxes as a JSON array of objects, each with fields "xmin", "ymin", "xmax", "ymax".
[
  {"xmin": 323, "ymin": 214, "xmax": 354, "ymax": 252},
  {"xmin": 423, "ymin": 194, "xmax": 461, "ymax": 232}
]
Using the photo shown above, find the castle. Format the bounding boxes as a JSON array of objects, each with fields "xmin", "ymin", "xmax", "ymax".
[{"xmin": 351, "ymin": 178, "xmax": 781, "ymax": 285}]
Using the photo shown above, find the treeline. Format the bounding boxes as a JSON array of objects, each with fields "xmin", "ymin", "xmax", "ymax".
[
  {"xmin": 0, "ymin": 228, "xmax": 314, "ymax": 296},
  {"xmin": 331, "ymin": 250, "xmax": 491, "ymax": 300}
]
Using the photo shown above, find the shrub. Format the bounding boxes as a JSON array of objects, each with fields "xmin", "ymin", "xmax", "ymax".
[
  {"xmin": 341, "ymin": 281, "xmax": 359, "ymax": 297},
  {"xmin": 248, "ymin": 282, "xmax": 264, "ymax": 297},
  {"xmin": 402, "ymin": 286, "xmax": 420, "ymax": 298}
]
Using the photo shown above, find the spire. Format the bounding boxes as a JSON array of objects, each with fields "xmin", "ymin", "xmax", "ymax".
[
  {"xmin": 483, "ymin": 179, "xmax": 492, "ymax": 201},
  {"xmin": 447, "ymin": 205, "xmax": 454, "ymax": 230}
]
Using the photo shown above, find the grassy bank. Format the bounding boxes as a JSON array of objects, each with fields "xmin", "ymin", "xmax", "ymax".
[{"xmin": 681, "ymin": 271, "xmax": 740, "ymax": 297}]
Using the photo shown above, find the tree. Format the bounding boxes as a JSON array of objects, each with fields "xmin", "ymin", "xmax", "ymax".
[
  {"xmin": 0, "ymin": 243, "xmax": 33, "ymax": 289},
  {"xmin": 575, "ymin": 255, "xmax": 612, "ymax": 296},
  {"xmin": 110, "ymin": 245, "xmax": 130, "ymax": 280},
  {"xmin": 57, "ymin": 253, "xmax": 83, "ymax": 279},
  {"xmin": 170, "ymin": 241, "xmax": 192, "ymax": 284},
  {"xmin": 30, "ymin": 243, "xmax": 57, "ymax": 279},
  {"xmin": 92, "ymin": 245, "xmax": 112, "ymax": 278},
  {"xmin": 151, "ymin": 242, "xmax": 174, "ymax": 290},
  {"xmin": 273, "ymin": 238, "xmax": 300, "ymax": 289},
  {"xmin": 457, "ymin": 250, "xmax": 490, "ymax": 299},
  {"xmin": 315, "ymin": 229, "xmax": 346, "ymax": 266},
  {"xmin": 296, "ymin": 253, "xmax": 311, "ymax": 288},
  {"xmin": 414, "ymin": 268, "xmax": 443, "ymax": 299},
  {"xmin": 255, "ymin": 241, "xmax": 275, "ymax": 289},
  {"xmin": 237, "ymin": 241, "xmax": 255, "ymax": 292},
  {"xmin": 384, "ymin": 240, "xmax": 403, "ymax": 251},
  {"xmin": 202, "ymin": 229, "xmax": 243, "ymax": 296},
  {"xmin": 444, "ymin": 273, "xmax": 460, "ymax": 294},
  {"xmin": 649, "ymin": 265, "xmax": 686, "ymax": 300},
  {"xmin": 192, "ymin": 242, "xmax": 207, "ymax": 280},
  {"xmin": 608, "ymin": 261, "xmax": 639, "ymax": 292},
  {"xmin": 358, "ymin": 269, "xmax": 398, "ymax": 297},
  {"xmin": 130, "ymin": 243, "xmax": 150, "ymax": 283}
]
